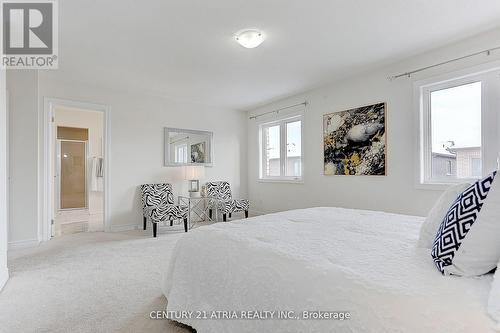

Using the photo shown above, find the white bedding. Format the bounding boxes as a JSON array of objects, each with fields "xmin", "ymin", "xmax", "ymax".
[{"xmin": 162, "ymin": 207, "xmax": 495, "ymax": 333}]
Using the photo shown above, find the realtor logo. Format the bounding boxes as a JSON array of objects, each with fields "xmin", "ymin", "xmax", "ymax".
[{"xmin": 1, "ymin": 0, "xmax": 58, "ymax": 69}]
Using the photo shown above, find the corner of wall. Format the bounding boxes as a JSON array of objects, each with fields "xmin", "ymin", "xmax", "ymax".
[
  {"xmin": 7, "ymin": 70, "xmax": 41, "ymax": 244},
  {"xmin": 0, "ymin": 265, "xmax": 9, "ymax": 292},
  {"xmin": 240, "ymin": 110, "xmax": 249, "ymax": 199},
  {"xmin": 0, "ymin": 67, "xmax": 7, "ymax": 292}
]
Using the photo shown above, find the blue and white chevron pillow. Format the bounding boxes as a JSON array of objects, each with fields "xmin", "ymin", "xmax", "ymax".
[{"xmin": 432, "ymin": 171, "xmax": 500, "ymax": 276}]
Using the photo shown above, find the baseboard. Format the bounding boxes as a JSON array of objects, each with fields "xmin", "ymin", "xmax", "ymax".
[
  {"xmin": 0, "ymin": 266, "xmax": 8, "ymax": 292},
  {"xmin": 60, "ymin": 220, "xmax": 88, "ymax": 225},
  {"xmin": 110, "ymin": 224, "xmax": 139, "ymax": 232},
  {"xmin": 8, "ymin": 239, "xmax": 40, "ymax": 250},
  {"xmin": 249, "ymin": 209, "xmax": 266, "ymax": 217}
]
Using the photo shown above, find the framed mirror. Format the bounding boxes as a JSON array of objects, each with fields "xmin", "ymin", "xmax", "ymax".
[{"xmin": 164, "ymin": 128, "xmax": 213, "ymax": 167}]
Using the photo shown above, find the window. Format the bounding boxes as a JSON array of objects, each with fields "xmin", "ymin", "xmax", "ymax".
[
  {"xmin": 446, "ymin": 160, "xmax": 453, "ymax": 176},
  {"xmin": 471, "ymin": 158, "xmax": 482, "ymax": 178},
  {"xmin": 260, "ymin": 115, "xmax": 303, "ymax": 181},
  {"xmin": 174, "ymin": 143, "xmax": 188, "ymax": 164},
  {"xmin": 418, "ymin": 68, "xmax": 500, "ymax": 185},
  {"xmin": 286, "ymin": 120, "xmax": 302, "ymax": 177}
]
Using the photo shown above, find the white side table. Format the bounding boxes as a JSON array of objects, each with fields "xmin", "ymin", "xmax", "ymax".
[{"xmin": 178, "ymin": 196, "xmax": 214, "ymax": 229}]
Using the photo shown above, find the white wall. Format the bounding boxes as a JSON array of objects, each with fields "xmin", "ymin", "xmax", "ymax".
[
  {"xmin": 247, "ymin": 27, "xmax": 500, "ymax": 217},
  {"xmin": 7, "ymin": 71, "xmax": 39, "ymax": 247},
  {"xmin": 0, "ymin": 67, "xmax": 8, "ymax": 290},
  {"xmin": 6, "ymin": 72, "xmax": 247, "ymax": 243}
]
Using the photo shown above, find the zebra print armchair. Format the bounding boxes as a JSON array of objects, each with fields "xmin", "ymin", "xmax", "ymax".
[
  {"xmin": 201, "ymin": 181, "xmax": 249, "ymax": 222},
  {"xmin": 141, "ymin": 183, "xmax": 188, "ymax": 237}
]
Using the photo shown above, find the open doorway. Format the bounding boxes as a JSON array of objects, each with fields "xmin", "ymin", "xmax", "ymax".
[
  {"xmin": 41, "ymin": 98, "xmax": 109, "ymax": 241},
  {"xmin": 52, "ymin": 107, "xmax": 104, "ymax": 236}
]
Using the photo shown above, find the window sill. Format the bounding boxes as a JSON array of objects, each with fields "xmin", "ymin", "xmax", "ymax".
[
  {"xmin": 415, "ymin": 180, "xmax": 475, "ymax": 191},
  {"xmin": 258, "ymin": 178, "xmax": 304, "ymax": 184}
]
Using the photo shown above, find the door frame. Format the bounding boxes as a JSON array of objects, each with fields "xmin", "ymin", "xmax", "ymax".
[{"xmin": 41, "ymin": 98, "xmax": 111, "ymax": 242}]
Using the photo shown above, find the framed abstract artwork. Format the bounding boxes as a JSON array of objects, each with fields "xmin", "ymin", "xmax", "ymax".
[
  {"xmin": 323, "ymin": 102, "xmax": 386, "ymax": 176},
  {"xmin": 191, "ymin": 142, "xmax": 206, "ymax": 163}
]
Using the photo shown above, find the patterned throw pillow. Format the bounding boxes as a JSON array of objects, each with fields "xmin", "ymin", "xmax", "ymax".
[
  {"xmin": 418, "ymin": 182, "xmax": 470, "ymax": 249},
  {"xmin": 431, "ymin": 171, "xmax": 497, "ymax": 275}
]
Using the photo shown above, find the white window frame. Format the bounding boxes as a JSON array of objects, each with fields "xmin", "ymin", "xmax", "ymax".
[
  {"xmin": 446, "ymin": 160, "xmax": 453, "ymax": 176},
  {"xmin": 259, "ymin": 114, "xmax": 304, "ymax": 183},
  {"xmin": 415, "ymin": 63, "xmax": 500, "ymax": 189},
  {"xmin": 471, "ymin": 157, "xmax": 482, "ymax": 178},
  {"xmin": 174, "ymin": 143, "xmax": 188, "ymax": 164}
]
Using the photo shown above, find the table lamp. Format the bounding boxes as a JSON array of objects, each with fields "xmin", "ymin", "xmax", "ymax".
[{"xmin": 183, "ymin": 165, "xmax": 205, "ymax": 197}]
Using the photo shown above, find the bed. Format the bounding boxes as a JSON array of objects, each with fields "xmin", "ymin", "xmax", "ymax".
[{"xmin": 162, "ymin": 207, "xmax": 496, "ymax": 333}]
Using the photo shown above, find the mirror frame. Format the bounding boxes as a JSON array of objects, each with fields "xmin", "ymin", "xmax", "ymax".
[{"xmin": 164, "ymin": 127, "xmax": 214, "ymax": 167}]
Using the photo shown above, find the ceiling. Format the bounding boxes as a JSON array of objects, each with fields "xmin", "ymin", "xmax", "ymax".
[{"xmin": 54, "ymin": 0, "xmax": 500, "ymax": 110}]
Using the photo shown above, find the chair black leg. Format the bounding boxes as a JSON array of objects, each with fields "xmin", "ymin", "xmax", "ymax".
[
  {"xmin": 170, "ymin": 220, "xmax": 173, "ymax": 226},
  {"xmin": 245, "ymin": 210, "xmax": 249, "ymax": 218},
  {"xmin": 153, "ymin": 223, "xmax": 157, "ymax": 238},
  {"xmin": 229, "ymin": 213, "xmax": 232, "ymax": 218},
  {"xmin": 223, "ymin": 214, "xmax": 227, "ymax": 222},
  {"xmin": 143, "ymin": 216, "xmax": 147, "ymax": 230},
  {"xmin": 209, "ymin": 209, "xmax": 212, "ymax": 219},
  {"xmin": 184, "ymin": 218, "xmax": 188, "ymax": 232}
]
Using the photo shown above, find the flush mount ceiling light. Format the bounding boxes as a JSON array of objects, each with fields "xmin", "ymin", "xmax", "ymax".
[{"xmin": 234, "ymin": 29, "xmax": 265, "ymax": 49}]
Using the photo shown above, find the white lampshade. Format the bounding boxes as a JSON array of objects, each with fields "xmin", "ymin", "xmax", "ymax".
[{"xmin": 183, "ymin": 165, "xmax": 205, "ymax": 180}]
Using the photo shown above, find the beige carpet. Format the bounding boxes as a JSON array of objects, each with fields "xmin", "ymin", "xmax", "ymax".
[{"xmin": 0, "ymin": 224, "xmax": 199, "ymax": 333}]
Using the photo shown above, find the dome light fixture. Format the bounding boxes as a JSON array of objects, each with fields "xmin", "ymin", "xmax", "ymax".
[{"xmin": 234, "ymin": 29, "xmax": 265, "ymax": 49}]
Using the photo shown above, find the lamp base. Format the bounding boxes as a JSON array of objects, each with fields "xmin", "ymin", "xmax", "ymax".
[
  {"xmin": 188, "ymin": 179, "xmax": 199, "ymax": 191},
  {"xmin": 188, "ymin": 179, "xmax": 200, "ymax": 198}
]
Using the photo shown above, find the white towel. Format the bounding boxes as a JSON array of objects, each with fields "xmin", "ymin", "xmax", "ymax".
[{"xmin": 91, "ymin": 157, "xmax": 104, "ymax": 192}]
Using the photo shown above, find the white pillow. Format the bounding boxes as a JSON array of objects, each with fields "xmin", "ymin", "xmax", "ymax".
[
  {"xmin": 488, "ymin": 263, "xmax": 500, "ymax": 325},
  {"xmin": 446, "ymin": 172, "xmax": 500, "ymax": 276},
  {"xmin": 417, "ymin": 183, "xmax": 470, "ymax": 249}
]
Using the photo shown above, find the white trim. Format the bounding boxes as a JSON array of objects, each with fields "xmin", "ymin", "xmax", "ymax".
[
  {"xmin": 59, "ymin": 220, "xmax": 91, "ymax": 226},
  {"xmin": 41, "ymin": 98, "xmax": 111, "ymax": 243},
  {"xmin": 414, "ymin": 61, "xmax": 500, "ymax": 189},
  {"xmin": 8, "ymin": 239, "xmax": 40, "ymax": 250},
  {"xmin": 414, "ymin": 182, "xmax": 463, "ymax": 191},
  {"xmin": 5, "ymin": 90, "xmax": 9, "ymax": 252},
  {"xmin": 257, "ymin": 178, "xmax": 304, "ymax": 184},
  {"xmin": 248, "ymin": 209, "xmax": 266, "ymax": 217},
  {"xmin": 110, "ymin": 224, "xmax": 139, "ymax": 232},
  {"xmin": 0, "ymin": 266, "xmax": 8, "ymax": 292}
]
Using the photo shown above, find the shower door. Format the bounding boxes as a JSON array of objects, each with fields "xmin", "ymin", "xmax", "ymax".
[{"xmin": 59, "ymin": 140, "xmax": 87, "ymax": 209}]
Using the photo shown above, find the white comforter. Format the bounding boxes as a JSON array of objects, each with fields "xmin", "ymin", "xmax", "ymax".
[{"xmin": 162, "ymin": 207, "xmax": 495, "ymax": 333}]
